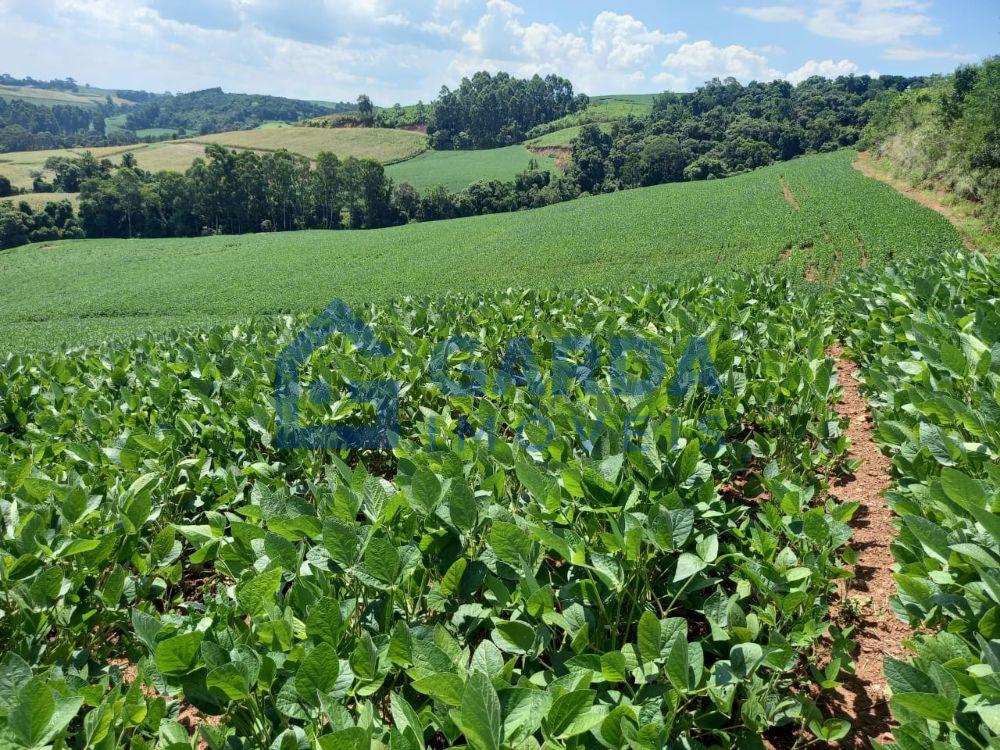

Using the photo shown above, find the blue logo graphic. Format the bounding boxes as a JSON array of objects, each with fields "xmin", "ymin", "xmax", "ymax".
[{"xmin": 275, "ymin": 299, "xmax": 723, "ymax": 452}]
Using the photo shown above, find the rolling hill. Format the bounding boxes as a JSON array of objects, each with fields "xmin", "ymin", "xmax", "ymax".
[
  {"xmin": 0, "ymin": 151, "xmax": 959, "ymax": 352},
  {"xmin": 385, "ymin": 146, "xmax": 557, "ymax": 192},
  {"xmin": 0, "ymin": 83, "xmax": 133, "ymax": 108},
  {"xmin": 0, "ymin": 127, "xmax": 429, "ymax": 190}
]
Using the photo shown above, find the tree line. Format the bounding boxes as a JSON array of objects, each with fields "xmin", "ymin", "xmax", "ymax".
[
  {"xmin": 123, "ymin": 88, "xmax": 352, "ymax": 135},
  {"xmin": 566, "ymin": 74, "xmax": 926, "ymax": 193},
  {"xmin": 428, "ymin": 72, "xmax": 588, "ymax": 149},
  {"xmin": 0, "ymin": 143, "xmax": 583, "ymax": 248},
  {"xmin": 862, "ymin": 56, "xmax": 999, "ymax": 227},
  {"xmin": 305, "ymin": 72, "xmax": 589, "ymax": 151}
]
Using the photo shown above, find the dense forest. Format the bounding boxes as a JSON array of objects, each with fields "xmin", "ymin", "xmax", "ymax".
[
  {"xmin": 123, "ymin": 88, "xmax": 351, "ymax": 134},
  {"xmin": 428, "ymin": 72, "xmax": 588, "ymax": 149},
  {"xmin": 305, "ymin": 72, "xmax": 588, "ymax": 148},
  {"xmin": 566, "ymin": 74, "xmax": 926, "ymax": 192},
  {"xmin": 0, "ymin": 98, "xmax": 127, "ymax": 152},
  {"xmin": 0, "ymin": 73, "xmax": 82, "ymax": 91},
  {"xmin": 862, "ymin": 56, "xmax": 999, "ymax": 225}
]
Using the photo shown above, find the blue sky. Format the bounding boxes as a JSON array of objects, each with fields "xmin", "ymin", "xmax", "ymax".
[{"xmin": 0, "ymin": 0, "xmax": 994, "ymax": 103}]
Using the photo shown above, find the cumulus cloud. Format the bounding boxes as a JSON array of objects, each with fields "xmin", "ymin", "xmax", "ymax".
[
  {"xmin": 590, "ymin": 12, "xmax": 686, "ymax": 70},
  {"xmin": 148, "ymin": 0, "xmax": 241, "ymax": 31},
  {"xmin": 883, "ymin": 46, "xmax": 978, "ymax": 62},
  {"xmin": 735, "ymin": 5, "xmax": 805, "ymax": 23},
  {"xmin": 786, "ymin": 58, "xmax": 859, "ymax": 83},
  {"xmin": 658, "ymin": 41, "xmax": 781, "ymax": 89},
  {"xmin": 740, "ymin": 0, "xmax": 942, "ymax": 46},
  {"xmin": 456, "ymin": 1, "xmax": 685, "ymax": 92}
]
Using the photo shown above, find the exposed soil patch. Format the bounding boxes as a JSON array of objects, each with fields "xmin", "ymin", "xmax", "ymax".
[
  {"xmin": 781, "ymin": 179, "xmax": 800, "ymax": 210},
  {"xmin": 853, "ymin": 152, "xmax": 977, "ymax": 252},
  {"xmin": 822, "ymin": 345, "xmax": 909, "ymax": 749},
  {"xmin": 528, "ymin": 146, "xmax": 572, "ymax": 171},
  {"xmin": 804, "ymin": 260, "xmax": 819, "ymax": 282}
]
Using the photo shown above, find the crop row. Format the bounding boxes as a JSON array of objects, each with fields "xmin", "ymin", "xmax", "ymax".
[
  {"xmin": 0, "ymin": 276, "xmax": 862, "ymax": 748},
  {"xmin": 838, "ymin": 250, "xmax": 1000, "ymax": 749}
]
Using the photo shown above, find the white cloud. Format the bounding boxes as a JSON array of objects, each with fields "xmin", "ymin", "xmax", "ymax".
[
  {"xmin": 456, "ymin": 2, "xmax": 685, "ymax": 93},
  {"xmin": 659, "ymin": 41, "xmax": 781, "ymax": 89},
  {"xmin": 786, "ymin": 58, "xmax": 859, "ymax": 83},
  {"xmin": 883, "ymin": 46, "xmax": 978, "ymax": 62},
  {"xmin": 738, "ymin": 0, "xmax": 950, "ymax": 50},
  {"xmin": 735, "ymin": 5, "xmax": 805, "ymax": 23},
  {"xmin": 591, "ymin": 12, "xmax": 686, "ymax": 70},
  {"xmin": 805, "ymin": 0, "xmax": 940, "ymax": 45}
]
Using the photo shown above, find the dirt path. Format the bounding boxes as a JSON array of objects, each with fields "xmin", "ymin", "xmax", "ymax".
[
  {"xmin": 528, "ymin": 145, "xmax": 572, "ymax": 171},
  {"xmin": 824, "ymin": 346, "xmax": 909, "ymax": 748},
  {"xmin": 852, "ymin": 152, "xmax": 977, "ymax": 252},
  {"xmin": 781, "ymin": 178, "xmax": 800, "ymax": 210}
]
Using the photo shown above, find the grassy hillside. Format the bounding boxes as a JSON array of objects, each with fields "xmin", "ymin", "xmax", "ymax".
[
  {"xmin": 527, "ymin": 124, "xmax": 613, "ymax": 148},
  {"xmin": 0, "ymin": 191, "xmax": 79, "ymax": 210},
  {"xmin": 0, "ymin": 83, "xmax": 132, "ymax": 108},
  {"xmin": 526, "ymin": 93, "xmax": 656, "ymax": 139},
  {"xmin": 0, "ymin": 144, "xmax": 137, "ymax": 190},
  {"xmin": 385, "ymin": 146, "xmax": 556, "ymax": 191},
  {"xmin": 189, "ymin": 126, "xmax": 427, "ymax": 162},
  {"xmin": 0, "ymin": 151, "xmax": 959, "ymax": 352},
  {"xmin": 588, "ymin": 93, "xmax": 658, "ymax": 116},
  {"xmin": 0, "ymin": 127, "xmax": 429, "ymax": 190}
]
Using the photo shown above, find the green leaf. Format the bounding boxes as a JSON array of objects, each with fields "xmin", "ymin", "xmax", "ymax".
[
  {"xmin": 440, "ymin": 558, "xmax": 468, "ymax": 596},
  {"xmin": 665, "ymin": 633, "xmax": 689, "ymax": 691},
  {"xmin": 808, "ymin": 718, "xmax": 850, "ymax": 742},
  {"xmin": 322, "ymin": 519, "xmax": 360, "ymax": 567},
  {"xmin": 460, "ymin": 672, "xmax": 503, "ymax": 750},
  {"xmin": 493, "ymin": 620, "xmax": 536, "ymax": 655},
  {"xmin": 411, "ymin": 672, "xmax": 465, "ymax": 706},
  {"xmin": 295, "ymin": 643, "xmax": 340, "ymax": 701},
  {"xmin": 264, "ymin": 532, "xmax": 299, "ymax": 572},
  {"xmin": 546, "ymin": 689, "xmax": 598, "ymax": 739},
  {"xmin": 235, "ymin": 567, "xmax": 283, "ymax": 616},
  {"xmin": 637, "ymin": 611, "xmax": 661, "ymax": 664},
  {"xmin": 10, "ymin": 677, "xmax": 55, "ymax": 748},
  {"xmin": 884, "ymin": 657, "xmax": 936, "ymax": 695},
  {"xmin": 364, "ymin": 537, "xmax": 400, "ymax": 584},
  {"xmin": 307, "ymin": 597, "xmax": 344, "ymax": 647},
  {"xmin": 447, "ymin": 480, "xmax": 479, "ymax": 533},
  {"xmin": 673, "ymin": 552, "xmax": 706, "ymax": 582},
  {"xmin": 207, "ymin": 663, "xmax": 251, "ymax": 702},
  {"xmin": 729, "ymin": 643, "xmax": 763, "ymax": 679},
  {"xmin": 893, "ymin": 692, "xmax": 956, "ymax": 722},
  {"xmin": 155, "ymin": 631, "xmax": 205, "ymax": 676},
  {"xmin": 410, "ymin": 469, "xmax": 441, "ymax": 513},
  {"xmin": 600, "ymin": 651, "xmax": 627, "ymax": 683}
]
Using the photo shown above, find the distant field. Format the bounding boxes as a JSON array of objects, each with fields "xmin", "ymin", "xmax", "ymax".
[
  {"xmin": 588, "ymin": 93, "xmax": 658, "ymax": 116},
  {"xmin": 526, "ymin": 93, "xmax": 656, "ymax": 137},
  {"xmin": 105, "ymin": 114, "xmax": 179, "ymax": 138},
  {"xmin": 386, "ymin": 145, "xmax": 556, "ymax": 191},
  {"xmin": 0, "ymin": 151, "xmax": 960, "ymax": 351},
  {"xmin": 0, "ymin": 192, "xmax": 79, "ymax": 210},
  {"xmin": 0, "ymin": 144, "xmax": 138, "ymax": 190},
  {"xmin": 527, "ymin": 123, "xmax": 613, "ymax": 148},
  {"xmin": 0, "ymin": 126, "xmax": 429, "ymax": 190},
  {"xmin": 187, "ymin": 127, "xmax": 427, "ymax": 162},
  {"xmin": 0, "ymin": 84, "xmax": 131, "ymax": 108}
]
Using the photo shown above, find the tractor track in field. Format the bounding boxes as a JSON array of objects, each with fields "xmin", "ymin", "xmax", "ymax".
[{"xmin": 822, "ymin": 346, "xmax": 910, "ymax": 749}]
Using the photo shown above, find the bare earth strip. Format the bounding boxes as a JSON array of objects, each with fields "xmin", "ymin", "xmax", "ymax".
[
  {"xmin": 824, "ymin": 346, "xmax": 910, "ymax": 748},
  {"xmin": 852, "ymin": 152, "xmax": 977, "ymax": 252},
  {"xmin": 780, "ymin": 178, "xmax": 800, "ymax": 210}
]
